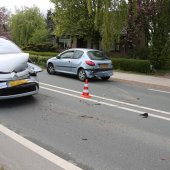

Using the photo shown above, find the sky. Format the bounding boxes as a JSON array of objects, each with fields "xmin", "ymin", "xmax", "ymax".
[{"xmin": 0, "ymin": 0, "xmax": 54, "ymax": 14}]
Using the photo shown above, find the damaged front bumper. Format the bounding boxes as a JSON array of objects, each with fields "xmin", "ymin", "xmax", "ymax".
[{"xmin": 0, "ymin": 71, "xmax": 39, "ymax": 99}]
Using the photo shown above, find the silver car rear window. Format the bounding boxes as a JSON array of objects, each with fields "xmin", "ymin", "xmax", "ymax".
[
  {"xmin": 87, "ymin": 51, "xmax": 108, "ymax": 60},
  {"xmin": 0, "ymin": 38, "xmax": 22, "ymax": 54}
]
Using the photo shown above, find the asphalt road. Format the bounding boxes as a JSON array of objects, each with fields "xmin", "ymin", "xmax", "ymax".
[{"xmin": 0, "ymin": 71, "xmax": 170, "ymax": 170}]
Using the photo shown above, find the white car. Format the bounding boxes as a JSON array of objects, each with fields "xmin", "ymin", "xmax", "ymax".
[{"xmin": 0, "ymin": 37, "xmax": 42, "ymax": 99}]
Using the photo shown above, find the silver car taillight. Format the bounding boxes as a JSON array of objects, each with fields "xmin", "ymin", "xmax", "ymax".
[{"xmin": 85, "ymin": 60, "xmax": 95, "ymax": 66}]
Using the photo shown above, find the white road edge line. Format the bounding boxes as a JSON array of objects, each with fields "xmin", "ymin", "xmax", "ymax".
[
  {"xmin": 40, "ymin": 82, "xmax": 170, "ymax": 116},
  {"xmin": 41, "ymin": 86, "xmax": 170, "ymax": 122},
  {"xmin": 148, "ymin": 89, "xmax": 170, "ymax": 94},
  {"xmin": 0, "ymin": 124, "xmax": 83, "ymax": 170}
]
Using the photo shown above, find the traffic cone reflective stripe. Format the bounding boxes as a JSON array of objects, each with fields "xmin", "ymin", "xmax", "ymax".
[{"xmin": 81, "ymin": 79, "xmax": 91, "ymax": 98}]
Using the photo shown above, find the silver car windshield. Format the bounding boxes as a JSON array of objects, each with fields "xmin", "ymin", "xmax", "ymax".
[
  {"xmin": 87, "ymin": 51, "xmax": 108, "ymax": 60},
  {"xmin": 0, "ymin": 38, "xmax": 22, "ymax": 54}
]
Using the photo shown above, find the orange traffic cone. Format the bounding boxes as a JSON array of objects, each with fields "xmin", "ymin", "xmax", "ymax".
[{"xmin": 81, "ymin": 79, "xmax": 91, "ymax": 98}]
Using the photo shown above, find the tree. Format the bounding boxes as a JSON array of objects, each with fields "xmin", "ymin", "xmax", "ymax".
[
  {"xmin": 46, "ymin": 9, "xmax": 55, "ymax": 32},
  {"xmin": 50, "ymin": 0, "xmax": 170, "ymax": 67},
  {"xmin": 29, "ymin": 28, "xmax": 49, "ymax": 44},
  {"xmin": 86, "ymin": 0, "xmax": 128, "ymax": 51},
  {"xmin": 10, "ymin": 6, "xmax": 48, "ymax": 46},
  {"xmin": 50, "ymin": 0, "xmax": 98, "ymax": 45},
  {"xmin": 149, "ymin": 0, "xmax": 170, "ymax": 68},
  {"xmin": 125, "ymin": 0, "xmax": 153, "ymax": 50},
  {"xmin": 126, "ymin": 0, "xmax": 170, "ymax": 68},
  {"xmin": 0, "ymin": 7, "xmax": 10, "ymax": 37},
  {"xmin": 50, "ymin": 0, "xmax": 128, "ymax": 51}
]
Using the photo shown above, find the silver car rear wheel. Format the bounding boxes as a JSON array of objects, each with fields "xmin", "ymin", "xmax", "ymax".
[
  {"xmin": 101, "ymin": 76, "xmax": 110, "ymax": 80},
  {"xmin": 78, "ymin": 68, "xmax": 86, "ymax": 81},
  {"xmin": 47, "ymin": 63, "xmax": 55, "ymax": 75}
]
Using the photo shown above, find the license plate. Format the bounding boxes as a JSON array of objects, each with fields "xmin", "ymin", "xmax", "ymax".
[
  {"xmin": 0, "ymin": 82, "xmax": 7, "ymax": 89},
  {"xmin": 100, "ymin": 64, "xmax": 108, "ymax": 69},
  {"xmin": 9, "ymin": 79, "xmax": 28, "ymax": 87}
]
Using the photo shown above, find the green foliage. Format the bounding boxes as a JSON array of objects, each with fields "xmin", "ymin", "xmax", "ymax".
[
  {"xmin": 150, "ymin": 47, "xmax": 168, "ymax": 69},
  {"xmin": 29, "ymin": 51, "xmax": 58, "ymax": 67},
  {"xmin": 30, "ymin": 55, "xmax": 52, "ymax": 67},
  {"xmin": 101, "ymin": 0, "xmax": 128, "ymax": 51},
  {"xmin": 148, "ymin": 0, "xmax": 170, "ymax": 69},
  {"xmin": 86, "ymin": 0, "xmax": 128, "ymax": 51},
  {"xmin": 112, "ymin": 58, "xmax": 151, "ymax": 73},
  {"xmin": 128, "ymin": 48, "xmax": 150, "ymax": 60},
  {"xmin": 22, "ymin": 42, "xmax": 57, "ymax": 52},
  {"xmin": 51, "ymin": 0, "xmax": 96, "ymax": 39},
  {"xmin": 29, "ymin": 29, "xmax": 49, "ymax": 44},
  {"xmin": 10, "ymin": 6, "xmax": 48, "ymax": 46},
  {"xmin": 165, "ymin": 58, "xmax": 170, "ymax": 69},
  {"xmin": 26, "ymin": 51, "xmax": 58, "ymax": 57},
  {"xmin": 118, "ymin": 0, "xmax": 170, "ymax": 70},
  {"xmin": 50, "ymin": 0, "xmax": 128, "ymax": 51}
]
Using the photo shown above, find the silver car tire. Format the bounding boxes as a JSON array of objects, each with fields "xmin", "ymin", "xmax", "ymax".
[
  {"xmin": 101, "ymin": 76, "xmax": 110, "ymax": 80},
  {"xmin": 78, "ymin": 68, "xmax": 87, "ymax": 81},
  {"xmin": 47, "ymin": 63, "xmax": 55, "ymax": 75}
]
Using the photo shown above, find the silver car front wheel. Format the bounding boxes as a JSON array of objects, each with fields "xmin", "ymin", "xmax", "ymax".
[
  {"xmin": 47, "ymin": 63, "xmax": 55, "ymax": 75},
  {"xmin": 78, "ymin": 68, "xmax": 87, "ymax": 81}
]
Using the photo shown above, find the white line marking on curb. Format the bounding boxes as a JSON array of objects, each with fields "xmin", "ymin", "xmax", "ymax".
[
  {"xmin": 40, "ymin": 82, "xmax": 170, "ymax": 116},
  {"xmin": 148, "ymin": 89, "xmax": 170, "ymax": 94},
  {"xmin": 0, "ymin": 124, "xmax": 83, "ymax": 170},
  {"xmin": 40, "ymin": 86, "xmax": 170, "ymax": 122}
]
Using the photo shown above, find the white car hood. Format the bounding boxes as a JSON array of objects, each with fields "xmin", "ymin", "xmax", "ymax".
[{"xmin": 0, "ymin": 53, "xmax": 29, "ymax": 73}]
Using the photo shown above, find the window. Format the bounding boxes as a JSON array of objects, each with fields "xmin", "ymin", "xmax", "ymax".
[
  {"xmin": 87, "ymin": 51, "xmax": 108, "ymax": 60},
  {"xmin": 73, "ymin": 50, "xmax": 84, "ymax": 59},
  {"xmin": 59, "ymin": 51, "xmax": 74, "ymax": 59}
]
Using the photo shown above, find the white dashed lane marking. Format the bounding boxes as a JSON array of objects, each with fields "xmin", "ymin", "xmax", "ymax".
[
  {"xmin": 40, "ymin": 83, "xmax": 170, "ymax": 122},
  {"xmin": 148, "ymin": 88, "xmax": 170, "ymax": 94}
]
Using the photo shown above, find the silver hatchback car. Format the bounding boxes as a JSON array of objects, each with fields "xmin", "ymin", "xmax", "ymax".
[{"xmin": 47, "ymin": 48, "xmax": 113, "ymax": 81}]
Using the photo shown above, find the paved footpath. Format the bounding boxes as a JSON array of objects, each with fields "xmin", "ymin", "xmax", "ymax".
[{"xmin": 112, "ymin": 71, "xmax": 170, "ymax": 89}]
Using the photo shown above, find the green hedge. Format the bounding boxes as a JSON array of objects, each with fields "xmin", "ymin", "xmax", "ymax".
[
  {"xmin": 26, "ymin": 51, "xmax": 58, "ymax": 57},
  {"xmin": 30, "ymin": 55, "xmax": 151, "ymax": 73},
  {"xmin": 30, "ymin": 55, "xmax": 52, "ymax": 67},
  {"xmin": 22, "ymin": 43, "xmax": 57, "ymax": 52},
  {"xmin": 111, "ymin": 58, "xmax": 151, "ymax": 73}
]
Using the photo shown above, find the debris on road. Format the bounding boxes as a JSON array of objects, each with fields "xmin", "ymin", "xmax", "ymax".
[
  {"xmin": 79, "ymin": 100, "xmax": 101, "ymax": 106},
  {"xmin": 81, "ymin": 138, "xmax": 88, "ymax": 141},
  {"xmin": 160, "ymin": 157, "xmax": 167, "ymax": 160},
  {"xmin": 139, "ymin": 113, "xmax": 149, "ymax": 118},
  {"xmin": 80, "ymin": 115, "xmax": 93, "ymax": 119}
]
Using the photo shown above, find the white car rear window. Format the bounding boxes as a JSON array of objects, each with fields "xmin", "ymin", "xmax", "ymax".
[{"xmin": 0, "ymin": 38, "xmax": 22, "ymax": 54}]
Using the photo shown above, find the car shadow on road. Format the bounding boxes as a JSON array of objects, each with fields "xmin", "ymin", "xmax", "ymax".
[
  {"xmin": 0, "ymin": 96, "xmax": 38, "ymax": 109},
  {"xmin": 49, "ymin": 72, "xmax": 116, "ymax": 84}
]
